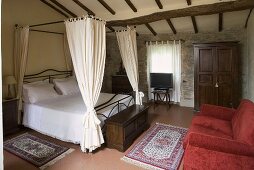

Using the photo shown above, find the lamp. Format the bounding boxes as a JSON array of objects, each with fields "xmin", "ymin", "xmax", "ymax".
[{"xmin": 4, "ymin": 75, "xmax": 17, "ymax": 99}]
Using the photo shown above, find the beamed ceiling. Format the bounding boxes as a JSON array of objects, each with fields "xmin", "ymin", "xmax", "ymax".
[{"xmin": 39, "ymin": 0, "xmax": 254, "ymax": 35}]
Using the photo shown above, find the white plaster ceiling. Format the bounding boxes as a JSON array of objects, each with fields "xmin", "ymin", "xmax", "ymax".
[{"xmin": 42, "ymin": 0, "xmax": 250, "ymax": 34}]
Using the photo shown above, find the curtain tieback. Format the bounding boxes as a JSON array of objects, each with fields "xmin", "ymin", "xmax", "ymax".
[{"xmin": 83, "ymin": 108, "xmax": 101, "ymax": 128}]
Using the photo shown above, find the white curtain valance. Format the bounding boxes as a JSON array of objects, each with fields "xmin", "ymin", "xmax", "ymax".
[
  {"xmin": 116, "ymin": 28, "xmax": 143, "ymax": 105},
  {"xmin": 65, "ymin": 16, "xmax": 106, "ymax": 152}
]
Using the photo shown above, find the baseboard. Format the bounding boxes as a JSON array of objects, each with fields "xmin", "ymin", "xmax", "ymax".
[{"xmin": 180, "ymin": 99, "xmax": 194, "ymax": 108}]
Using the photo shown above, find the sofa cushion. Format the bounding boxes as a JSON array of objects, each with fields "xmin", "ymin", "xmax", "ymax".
[
  {"xmin": 192, "ymin": 116, "xmax": 233, "ymax": 137},
  {"xmin": 184, "ymin": 145, "xmax": 254, "ymax": 170},
  {"xmin": 232, "ymin": 99, "xmax": 254, "ymax": 146}
]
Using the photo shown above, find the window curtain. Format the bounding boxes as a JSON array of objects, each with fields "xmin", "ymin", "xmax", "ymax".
[
  {"xmin": 116, "ymin": 28, "xmax": 143, "ymax": 105},
  {"xmin": 63, "ymin": 33, "xmax": 73, "ymax": 71},
  {"xmin": 65, "ymin": 16, "xmax": 106, "ymax": 152},
  {"xmin": 146, "ymin": 41, "xmax": 181, "ymax": 102},
  {"xmin": 13, "ymin": 25, "xmax": 29, "ymax": 123}
]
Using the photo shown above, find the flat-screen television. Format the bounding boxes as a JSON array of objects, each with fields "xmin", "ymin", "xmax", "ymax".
[{"xmin": 150, "ymin": 73, "xmax": 173, "ymax": 89}]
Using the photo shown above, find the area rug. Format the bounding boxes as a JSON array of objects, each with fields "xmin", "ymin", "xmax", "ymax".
[
  {"xmin": 4, "ymin": 133, "xmax": 74, "ymax": 169},
  {"xmin": 122, "ymin": 123, "xmax": 188, "ymax": 170}
]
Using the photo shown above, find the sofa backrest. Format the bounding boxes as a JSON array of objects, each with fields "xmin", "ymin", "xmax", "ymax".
[{"xmin": 232, "ymin": 99, "xmax": 254, "ymax": 146}]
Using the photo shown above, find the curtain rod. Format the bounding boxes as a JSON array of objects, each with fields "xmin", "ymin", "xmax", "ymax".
[
  {"xmin": 30, "ymin": 29, "xmax": 64, "ymax": 35},
  {"xmin": 29, "ymin": 20, "xmax": 64, "ymax": 28},
  {"xmin": 146, "ymin": 40, "xmax": 185, "ymax": 44}
]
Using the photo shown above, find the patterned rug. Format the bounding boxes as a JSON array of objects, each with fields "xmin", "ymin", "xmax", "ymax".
[
  {"xmin": 4, "ymin": 133, "xmax": 74, "ymax": 169},
  {"xmin": 122, "ymin": 123, "xmax": 188, "ymax": 170}
]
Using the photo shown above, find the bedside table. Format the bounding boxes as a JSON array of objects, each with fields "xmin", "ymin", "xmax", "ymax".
[{"xmin": 3, "ymin": 98, "xmax": 19, "ymax": 136}]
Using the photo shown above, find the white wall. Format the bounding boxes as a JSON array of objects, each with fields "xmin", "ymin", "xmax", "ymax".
[
  {"xmin": 247, "ymin": 11, "xmax": 254, "ymax": 101},
  {"xmin": 1, "ymin": 0, "xmax": 67, "ymax": 97}
]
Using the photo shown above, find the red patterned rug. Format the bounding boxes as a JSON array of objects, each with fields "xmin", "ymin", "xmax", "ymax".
[
  {"xmin": 4, "ymin": 133, "xmax": 74, "ymax": 169},
  {"xmin": 122, "ymin": 123, "xmax": 188, "ymax": 170}
]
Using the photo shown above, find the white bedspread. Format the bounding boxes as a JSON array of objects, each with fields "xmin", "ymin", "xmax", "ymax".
[{"xmin": 23, "ymin": 93, "xmax": 133, "ymax": 144}]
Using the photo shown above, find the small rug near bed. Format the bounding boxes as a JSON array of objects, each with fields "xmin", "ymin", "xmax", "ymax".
[
  {"xmin": 122, "ymin": 123, "xmax": 188, "ymax": 170},
  {"xmin": 4, "ymin": 133, "xmax": 74, "ymax": 169}
]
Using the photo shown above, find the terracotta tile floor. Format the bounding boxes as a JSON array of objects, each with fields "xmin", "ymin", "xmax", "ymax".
[{"xmin": 4, "ymin": 104, "xmax": 194, "ymax": 170}]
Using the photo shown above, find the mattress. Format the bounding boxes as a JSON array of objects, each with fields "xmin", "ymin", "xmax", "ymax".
[{"xmin": 23, "ymin": 93, "xmax": 133, "ymax": 144}]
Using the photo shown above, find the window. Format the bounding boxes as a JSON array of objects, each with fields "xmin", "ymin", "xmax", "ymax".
[{"xmin": 147, "ymin": 41, "xmax": 181, "ymax": 102}]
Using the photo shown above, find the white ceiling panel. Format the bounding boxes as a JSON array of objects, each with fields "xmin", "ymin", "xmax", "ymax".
[
  {"xmin": 149, "ymin": 20, "xmax": 173, "ymax": 34},
  {"xmin": 171, "ymin": 17, "xmax": 194, "ymax": 33},
  {"xmin": 196, "ymin": 14, "xmax": 218, "ymax": 33},
  {"xmin": 223, "ymin": 10, "xmax": 249, "ymax": 30},
  {"xmin": 135, "ymin": 25, "xmax": 151, "ymax": 34}
]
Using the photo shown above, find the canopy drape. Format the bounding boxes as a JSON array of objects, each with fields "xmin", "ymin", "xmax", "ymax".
[
  {"xmin": 116, "ymin": 28, "xmax": 143, "ymax": 105},
  {"xmin": 63, "ymin": 33, "xmax": 73, "ymax": 71},
  {"xmin": 65, "ymin": 16, "xmax": 106, "ymax": 152},
  {"xmin": 146, "ymin": 40, "xmax": 181, "ymax": 102},
  {"xmin": 13, "ymin": 26, "xmax": 29, "ymax": 123}
]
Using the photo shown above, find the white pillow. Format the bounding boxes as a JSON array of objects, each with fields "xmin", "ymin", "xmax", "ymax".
[
  {"xmin": 53, "ymin": 77, "xmax": 79, "ymax": 95},
  {"xmin": 23, "ymin": 83, "xmax": 59, "ymax": 103}
]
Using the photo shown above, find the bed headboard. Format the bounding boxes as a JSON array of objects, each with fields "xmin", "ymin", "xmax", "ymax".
[{"xmin": 24, "ymin": 69, "xmax": 72, "ymax": 83}]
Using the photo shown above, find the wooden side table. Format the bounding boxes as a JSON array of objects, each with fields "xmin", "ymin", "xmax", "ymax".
[
  {"xmin": 3, "ymin": 98, "xmax": 19, "ymax": 136},
  {"xmin": 151, "ymin": 89, "xmax": 172, "ymax": 105},
  {"xmin": 105, "ymin": 104, "xmax": 149, "ymax": 152}
]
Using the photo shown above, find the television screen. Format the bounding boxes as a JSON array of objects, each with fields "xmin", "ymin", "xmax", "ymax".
[{"xmin": 150, "ymin": 73, "xmax": 173, "ymax": 89}]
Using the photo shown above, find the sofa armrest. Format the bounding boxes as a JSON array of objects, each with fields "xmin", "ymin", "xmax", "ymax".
[
  {"xmin": 187, "ymin": 132, "xmax": 254, "ymax": 157},
  {"xmin": 199, "ymin": 104, "xmax": 236, "ymax": 121}
]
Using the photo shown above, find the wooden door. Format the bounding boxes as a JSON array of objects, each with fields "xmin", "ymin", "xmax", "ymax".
[
  {"xmin": 194, "ymin": 42, "xmax": 239, "ymax": 111},
  {"xmin": 194, "ymin": 46, "xmax": 217, "ymax": 110},
  {"xmin": 216, "ymin": 46, "xmax": 238, "ymax": 108}
]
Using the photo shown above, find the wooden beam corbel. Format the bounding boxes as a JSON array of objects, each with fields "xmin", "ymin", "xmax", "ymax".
[
  {"xmin": 145, "ymin": 23, "xmax": 157, "ymax": 36},
  {"xmin": 245, "ymin": 8, "xmax": 253, "ymax": 28},
  {"xmin": 155, "ymin": 0, "xmax": 163, "ymax": 9},
  {"xmin": 49, "ymin": 0, "xmax": 77, "ymax": 17},
  {"xmin": 191, "ymin": 16, "xmax": 198, "ymax": 33},
  {"xmin": 166, "ymin": 19, "xmax": 177, "ymax": 34},
  {"xmin": 98, "ymin": 0, "xmax": 116, "ymax": 15},
  {"xmin": 124, "ymin": 0, "xmax": 137, "ymax": 12},
  {"xmin": 73, "ymin": 0, "xmax": 95, "ymax": 16},
  {"xmin": 107, "ymin": 0, "xmax": 254, "ymax": 26},
  {"xmin": 186, "ymin": 0, "xmax": 191, "ymax": 6},
  {"xmin": 219, "ymin": 13, "xmax": 223, "ymax": 32},
  {"xmin": 40, "ymin": 0, "xmax": 69, "ymax": 18}
]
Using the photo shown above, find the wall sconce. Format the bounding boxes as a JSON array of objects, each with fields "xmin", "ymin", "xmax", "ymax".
[{"xmin": 4, "ymin": 75, "xmax": 17, "ymax": 99}]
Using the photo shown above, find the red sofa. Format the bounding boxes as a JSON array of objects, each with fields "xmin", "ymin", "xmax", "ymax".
[{"xmin": 183, "ymin": 99, "xmax": 254, "ymax": 170}]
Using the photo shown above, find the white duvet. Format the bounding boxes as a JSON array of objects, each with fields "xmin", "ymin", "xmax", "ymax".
[{"xmin": 23, "ymin": 93, "xmax": 133, "ymax": 144}]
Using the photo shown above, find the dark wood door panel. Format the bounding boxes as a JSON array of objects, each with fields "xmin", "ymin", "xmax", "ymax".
[
  {"xmin": 217, "ymin": 48, "xmax": 233, "ymax": 72},
  {"xmin": 199, "ymin": 74, "xmax": 213, "ymax": 84},
  {"xmin": 198, "ymin": 85, "xmax": 216, "ymax": 109},
  {"xmin": 199, "ymin": 49, "xmax": 214, "ymax": 72},
  {"xmin": 218, "ymin": 85, "xmax": 233, "ymax": 107}
]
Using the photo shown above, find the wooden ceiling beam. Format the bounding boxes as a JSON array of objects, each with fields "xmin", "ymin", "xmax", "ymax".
[
  {"xmin": 191, "ymin": 16, "xmax": 198, "ymax": 33},
  {"xmin": 40, "ymin": 0, "xmax": 69, "ymax": 18},
  {"xmin": 166, "ymin": 19, "xmax": 177, "ymax": 34},
  {"xmin": 245, "ymin": 8, "xmax": 253, "ymax": 28},
  {"xmin": 73, "ymin": 0, "xmax": 95, "ymax": 16},
  {"xmin": 125, "ymin": 0, "xmax": 137, "ymax": 12},
  {"xmin": 49, "ymin": 0, "xmax": 77, "ymax": 17},
  {"xmin": 98, "ymin": 0, "xmax": 116, "ymax": 15},
  {"xmin": 155, "ymin": 0, "xmax": 163, "ymax": 9},
  {"xmin": 186, "ymin": 0, "xmax": 191, "ymax": 6},
  {"xmin": 107, "ymin": 0, "xmax": 254, "ymax": 26},
  {"xmin": 145, "ymin": 23, "xmax": 157, "ymax": 36},
  {"xmin": 219, "ymin": 13, "xmax": 223, "ymax": 32}
]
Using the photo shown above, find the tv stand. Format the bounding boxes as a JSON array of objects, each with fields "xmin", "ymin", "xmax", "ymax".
[{"xmin": 151, "ymin": 88, "xmax": 172, "ymax": 106}]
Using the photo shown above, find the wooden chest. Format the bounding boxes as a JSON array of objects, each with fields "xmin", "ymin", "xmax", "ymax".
[{"xmin": 105, "ymin": 104, "xmax": 149, "ymax": 152}]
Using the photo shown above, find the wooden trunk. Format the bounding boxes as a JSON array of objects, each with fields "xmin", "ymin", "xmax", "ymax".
[
  {"xmin": 194, "ymin": 42, "xmax": 239, "ymax": 111},
  {"xmin": 105, "ymin": 105, "xmax": 149, "ymax": 152}
]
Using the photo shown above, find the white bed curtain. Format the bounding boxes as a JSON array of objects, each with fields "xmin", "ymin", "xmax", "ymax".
[
  {"xmin": 116, "ymin": 28, "xmax": 142, "ymax": 105},
  {"xmin": 13, "ymin": 25, "xmax": 29, "ymax": 123},
  {"xmin": 146, "ymin": 40, "xmax": 181, "ymax": 102},
  {"xmin": 65, "ymin": 16, "xmax": 106, "ymax": 152}
]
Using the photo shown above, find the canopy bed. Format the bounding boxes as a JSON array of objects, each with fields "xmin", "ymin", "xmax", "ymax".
[{"xmin": 15, "ymin": 15, "xmax": 143, "ymax": 152}]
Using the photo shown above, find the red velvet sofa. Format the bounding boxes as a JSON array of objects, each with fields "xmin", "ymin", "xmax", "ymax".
[{"xmin": 183, "ymin": 99, "xmax": 254, "ymax": 170}]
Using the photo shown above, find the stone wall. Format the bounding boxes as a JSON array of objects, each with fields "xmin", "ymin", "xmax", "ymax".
[{"xmin": 104, "ymin": 29, "xmax": 247, "ymax": 106}]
